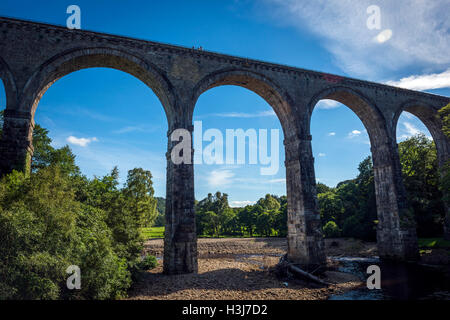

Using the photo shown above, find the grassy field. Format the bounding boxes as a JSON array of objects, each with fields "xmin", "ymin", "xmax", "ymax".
[
  {"xmin": 140, "ymin": 227, "xmax": 450, "ymax": 249},
  {"xmin": 141, "ymin": 226, "xmax": 164, "ymax": 239},
  {"xmin": 140, "ymin": 226, "xmax": 282, "ymax": 239}
]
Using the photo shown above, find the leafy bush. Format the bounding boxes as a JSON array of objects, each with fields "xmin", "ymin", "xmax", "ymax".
[
  {"xmin": 138, "ymin": 255, "xmax": 158, "ymax": 271},
  {"xmin": 323, "ymin": 221, "xmax": 341, "ymax": 238},
  {"xmin": 0, "ymin": 165, "xmax": 153, "ymax": 300}
]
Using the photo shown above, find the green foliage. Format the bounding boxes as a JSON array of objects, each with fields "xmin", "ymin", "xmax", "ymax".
[
  {"xmin": 342, "ymin": 215, "xmax": 367, "ymax": 239},
  {"xmin": 195, "ymin": 193, "xmax": 286, "ymax": 238},
  {"xmin": 196, "ymin": 192, "xmax": 236, "ymax": 236},
  {"xmin": 398, "ymin": 134, "xmax": 444, "ymax": 236},
  {"xmin": 323, "ymin": 221, "xmax": 341, "ymax": 238},
  {"xmin": 137, "ymin": 255, "xmax": 158, "ymax": 270},
  {"xmin": 31, "ymin": 124, "xmax": 80, "ymax": 176},
  {"xmin": 316, "ymin": 156, "xmax": 377, "ymax": 241},
  {"xmin": 275, "ymin": 197, "xmax": 288, "ymax": 237},
  {"xmin": 123, "ymin": 168, "xmax": 158, "ymax": 227},
  {"xmin": 254, "ymin": 209, "xmax": 276, "ymax": 237},
  {"xmin": 153, "ymin": 197, "xmax": 166, "ymax": 227},
  {"xmin": 417, "ymin": 237, "xmax": 450, "ymax": 248},
  {"xmin": 0, "ymin": 120, "xmax": 159, "ymax": 299},
  {"xmin": 0, "ymin": 112, "xmax": 79, "ymax": 175},
  {"xmin": 318, "ymin": 191, "xmax": 343, "ymax": 225},
  {"xmin": 316, "ymin": 182, "xmax": 331, "ymax": 194},
  {"xmin": 0, "ymin": 166, "xmax": 131, "ymax": 299},
  {"xmin": 237, "ymin": 205, "xmax": 258, "ymax": 237},
  {"xmin": 141, "ymin": 226, "xmax": 165, "ymax": 239},
  {"xmin": 438, "ymin": 103, "xmax": 450, "ymax": 138},
  {"xmin": 314, "ymin": 135, "xmax": 445, "ymax": 240},
  {"xmin": 202, "ymin": 211, "xmax": 221, "ymax": 237},
  {"xmin": 257, "ymin": 194, "xmax": 281, "ymax": 211},
  {"xmin": 438, "ymin": 104, "xmax": 450, "ymax": 210}
]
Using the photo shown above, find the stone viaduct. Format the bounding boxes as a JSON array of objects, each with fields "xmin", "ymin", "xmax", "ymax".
[{"xmin": 0, "ymin": 17, "xmax": 449, "ymax": 274}]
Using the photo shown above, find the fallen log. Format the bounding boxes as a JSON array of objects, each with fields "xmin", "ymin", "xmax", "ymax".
[{"xmin": 287, "ymin": 264, "xmax": 331, "ymax": 286}]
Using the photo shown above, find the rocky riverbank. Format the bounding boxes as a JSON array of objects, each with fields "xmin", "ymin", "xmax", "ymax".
[
  {"xmin": 127, "ymin": 238, "xmax": 377, "ymax": 300},
  {"xmin": 127, "ymin": 237, "xmax": 449, "ymax": 300}
]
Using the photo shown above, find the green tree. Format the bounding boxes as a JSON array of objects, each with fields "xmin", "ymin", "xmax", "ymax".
[
  {"xmin": 323, "ymin": 220, "xmax": 341, "ymax": 238},
  {"xmin": 354, "ymin": 156, "xmax": 377, "ymax": 240},
  {"xmin": 0, "ymin": 166, "xmax": 131, "ymax": 299},
  {"xmin": 316, "ymin": 156, "xmax": 377, "ymax": 240},
  {"xmin": 273, "ymin": 197, "xmax": 287, "ymax": 237},
  {"xmin": 254, "ymin": 209, "xmax": 275, "ymax": 237},
  {"xmin": 438, "ymin": 104, "xmax": 450, "ymax": 239},
  {"xmin": 438, "ymin": 103, "xmax": 450, "ymax": 137},
  {"xmin": 123, "ymin": 168, "xmax": 158, "ymax": 227},
  {"xmin": 31, "ymin": 125, "xmax": 80, "ymax": 175},
  {"xmin": 237, "ymin": 205, "xmax": 258, "ymax": 237},
  {"xmin": 318, "ymin": 191, "xmax": 344, "ymax": 225},
  {"xmin": 153, "ymin": 197, "xmax": 166, "ymax": 227},
  {"xmin": 195, "ymin": 191, "xmax": 231, "ymax": 236},
  {"xmin": 219, "ymin": 208, "xmax": 238, "ymax": 235},
  {"xmin": 203, "ymin": 211, "xmax": 220, "ymax": 237},
  {"xmin": 257, "ymin": 194, "xmax": 281, "ymax": 211},
  {"xmin": 316, "ymin": 182, "xmax": 332, "ymax": 195},
  {"xmin": 0, "ymin": 112, "xmax": 79, "ymax": 175},
  {"xmin": 399, "ymin": 134, "xmax": 445, "ymax": 236},
  {"xmin": 0, "ymin": 117, "xmax": 159, "ymax": 299}
]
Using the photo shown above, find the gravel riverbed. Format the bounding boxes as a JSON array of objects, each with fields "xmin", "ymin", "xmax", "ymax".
[{"xmin": 127, "ymin": 238, "xmax": 376, "ymax": 300}]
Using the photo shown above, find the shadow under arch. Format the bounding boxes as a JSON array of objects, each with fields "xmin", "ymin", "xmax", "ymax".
[
  {"xmin": 0, "ymin": 56, "xmax": 17, "ymax": 109},
  {"xmin": 308, "ymin": 86, "xmax": 389, "ymax": 148},
  {"xmin": 19, "ymin": 47, "xmax": 176, "ymax": 125},
  {"xmin": 393, "ymin": 101, "xmax": 449, "ymax": 166},
  {"xmin": 191, "ymin": 68, "xmax": 298, "ymax": 139}
]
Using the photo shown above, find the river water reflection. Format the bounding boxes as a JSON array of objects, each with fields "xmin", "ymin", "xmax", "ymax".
[{"xmin": 329, "ymin": 257, "xmax": 450, "ymax": 300}]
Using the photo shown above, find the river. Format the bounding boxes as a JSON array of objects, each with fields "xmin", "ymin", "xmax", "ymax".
[{"xmin": 329, "ymin": 256, "xmax": 450, "ymax": 300}]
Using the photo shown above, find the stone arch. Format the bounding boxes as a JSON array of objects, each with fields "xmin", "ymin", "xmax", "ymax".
[
  {"xmin": 191, "ymin": 68, "xmax": 298, "ymax": 139},
  {"xmin": 190, "ymin": 68, "xmax": 329, "ymax": 267},
  {"xmin": 0, "ymin": 56, "xmax": 18, "ymax": 109},
  {"xmin": 393, "ymin": 101, "xmax": 450, "ymax": 241},
  {"xmin": 20, "ymin": 47, "xmax": 176, "ymax": 125},
  {"xmin": 393, "ymin": 100, "xmax": 449, "ymax": 166},
  {"xmin": 308, "ymin": 86, "xmax": 421, "ymax": 260},
  {"xmin": 307, "ymin": 86, "xmax": 389, "ymax": 148}
]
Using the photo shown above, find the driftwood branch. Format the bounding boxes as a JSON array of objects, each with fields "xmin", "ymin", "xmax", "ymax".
[
  {"xmin": 278, "ymin": 254, "xmax": 331, "ymax": 286},
  {"xmin": 288, "ymin": 264, "xmax": 330, "ymax": 286}
]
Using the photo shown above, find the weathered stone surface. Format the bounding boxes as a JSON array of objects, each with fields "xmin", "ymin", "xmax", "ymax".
[{"xmin": 0, "ymin": 17, "xmax": 449, "ymax": 273}]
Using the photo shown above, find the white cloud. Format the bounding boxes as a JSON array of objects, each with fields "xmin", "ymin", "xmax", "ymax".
[
  {"xmin": 207, "ymin": 169, "xmax": 235, "ymax": 187},
  {"xmin": 316, "ymin": 99, "xmax": 340, "ymax": 110},
  {"xmin": 113, "ymin": 125, "xmax": 159, "ymax": 134},
  {"xmin": 263, "ymin": 0, "xmax": 450, "ymax": 78},
  {"xmin": 397, "ymin": 121, "xmax": 431, "ymax": 140},
  {"xmin": 55, "ymin": 136, "xmax": 166, "ymax": 193},
  {"xmin": 374, "ymin": 29, "xmax": 392, "ymax": 43},
  {"xmin": 403, "ymin": 122, "xmax": 421, "ymax": 136},
  {"xmin": 230, "ymin": 200, "xmax": 256, "ymax": 207},
  {"xmin": 66, "ymin": 136, "xmax": 98, "ymax": 147},
  {"xmin": 347, "ymin": 130, "xmax": 361, "ymax": 138},
  {"xmin": 403, "ymin": 112, "xmax": 415, "ymax": 119},
  {"xmin": 328, "ymin": 132, "xmax": 336, "ymax": 136},
  {"xmin": 386, "ymin": 69, "xmax": 450, "ymax": 90},
  {"xmin": 268, "ymin": 178, "xmax": 286, "ymax": 183},
  {"xmin": 318, "ymin": 153, "xmax": 326, "ymax": 157}
]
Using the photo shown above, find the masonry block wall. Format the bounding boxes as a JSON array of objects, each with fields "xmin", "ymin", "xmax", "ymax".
[{"xmin": 0, "ymin": 17, "xmax": 449, "ymax": 273}]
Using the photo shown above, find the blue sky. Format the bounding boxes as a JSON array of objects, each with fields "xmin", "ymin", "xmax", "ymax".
[{"xmin": 0, "ymin": 1, "xmax": 449, "ymax": 206}]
